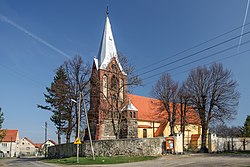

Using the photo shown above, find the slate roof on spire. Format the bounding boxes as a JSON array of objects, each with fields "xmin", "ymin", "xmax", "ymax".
[{"xmin": 94, "ymin": 15, "xmax": 126, "ymax": 75}]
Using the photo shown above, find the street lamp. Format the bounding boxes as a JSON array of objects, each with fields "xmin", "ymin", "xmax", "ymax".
[{"xmin": 71, "ymin": 95, "xmax": 81, "ymax": 163}]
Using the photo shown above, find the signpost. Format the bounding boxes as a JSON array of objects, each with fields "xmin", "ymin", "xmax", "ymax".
[{"xmin": 74, "ymin": 137, "xmax": 82, "ymax": 145}]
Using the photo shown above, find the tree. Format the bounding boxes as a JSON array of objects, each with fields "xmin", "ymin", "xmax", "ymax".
[
  {"xmin": 241, "ymin": 115, "xmax": 250, "ymax": 137},
  {"xmin": 185, "ymin": 63, "xmax": 239, "ymax": 152},
  {"xmin": 64, "ymin": 55, "xmax": 91, "ymax": 140},
  {"xmin": 38, "ymin": 66, "xmax": 70, "ymax": 144},
  {"xmin": 178, "ymin": 83, "xmax": 191, "ymax": 148},
  {"xmin": 209, "ymin": 123, "xmax": 241, "ymax": 137},
  {"xmin": 152, "ymin": 73, "xmax": 179, "ymax": 136},
  {"xmin": 38, "ymin": 55, "xmax": 91, "ymax": 144},
  {"xmin": 0, "ymin": 108, "xmax": 5, "ymax": 142}
]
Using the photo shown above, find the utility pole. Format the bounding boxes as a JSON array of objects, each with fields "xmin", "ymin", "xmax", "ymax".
[
  {"xmin": 82, "ymin": 93, "xmax": 95, "ymax": 160},
  {"xmin": 71, "ymin": 94, "xmax": 81, "ymax": 163},
  {"xmin": 76, "ymin": 92, "xmax": 81, "ymax": 163},
  {"xmin": 44, "ymin": 121, "xmax": 48, "ymax": 158},
  {"xmin": 9, "ymin": 137, "xmax": 12, "ymax": 157}
]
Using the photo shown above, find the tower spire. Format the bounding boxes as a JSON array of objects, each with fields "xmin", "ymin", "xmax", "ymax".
[{"xmin": 94, "ymin": 8, "xmax": 126, "ymax": 75}]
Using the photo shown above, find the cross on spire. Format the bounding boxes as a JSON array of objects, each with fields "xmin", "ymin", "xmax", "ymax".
[{"xmin": 106, "ymin": 6, "xmax": 109, "ymax": 16}]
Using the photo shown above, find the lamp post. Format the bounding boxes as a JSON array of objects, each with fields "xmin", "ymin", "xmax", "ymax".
[{"xmin": 71, "ymin": 93, "xmax": 81, "ymax": 163}]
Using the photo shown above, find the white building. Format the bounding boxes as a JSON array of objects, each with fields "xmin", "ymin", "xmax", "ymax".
[
  {"xmin": 0, "ymin": 129, "xmax": 20, "ymax": 157},
  {"xmin": 19, "ymin": 137, "xmax": 37, "ymax": 156}
]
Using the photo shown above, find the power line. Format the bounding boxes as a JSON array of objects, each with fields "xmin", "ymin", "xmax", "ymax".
[
  {"xmin": 137, "ymin": 30, "xmax": 250, "ymax": 77},
  {"xmin": 0, "ymin": 63, "xmax": 46, "ymax": 88},
  {"xmin": 143, "ymin": 48, "xmax": 250, "ymax": 86},
  {"xmin": 137, "ymin": 22, "xmax": 250, "ymax": 72}
]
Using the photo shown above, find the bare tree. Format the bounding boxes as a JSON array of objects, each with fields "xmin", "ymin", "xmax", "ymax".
[
  {"xmin": 178, "ymin": 83, "xmax": 191, "ymax": 148},
  {"xmin": 64, "ymin": 55, "xmax": 91, "ymax": 142},
  {"xmin": 209, "ymin": 123, "xmax": 241, "ymax": 137},
  {"xmin": 38, "ymin": 55, "xmax": 91, "ymax": 144},
  {"xmin": 152, "ymin": 73, "xmax": 179, "ymax": 136},
  {"xmin": 185, "ymin": 63, "xmax": 239, "ymax": 152}
]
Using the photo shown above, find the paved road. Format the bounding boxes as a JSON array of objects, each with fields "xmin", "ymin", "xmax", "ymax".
[
  {"xmin": 111, "ymin": 154, "xmax": 250, "ymax": 167},
  {"xmin": 1, "ymin": 154, "xmax": 250, "ymax": 167},
  {"xmin": 0, "ymin": 157, "xmax": 58, "ymax": 167}
]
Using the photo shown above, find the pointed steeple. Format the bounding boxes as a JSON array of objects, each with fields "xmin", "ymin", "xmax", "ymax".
[{"xmin": 94, "ymin": 12, "xmax": 126, "ymax": 75}]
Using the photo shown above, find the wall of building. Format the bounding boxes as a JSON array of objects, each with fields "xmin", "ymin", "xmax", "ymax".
[
  {"xmin": 19, "ymin": 138, "xmax": 36, "ymax": 156},
  {"xmin": 137, "ymin": 120, "xmax": 201, "ymax": 147},
  {"xmin": 0, "ymin": 142, "xmax": 19, "ymax": 157},
  {"xmin": 138, "ymin": 121, "xmax": 161, "ymax": 138}
]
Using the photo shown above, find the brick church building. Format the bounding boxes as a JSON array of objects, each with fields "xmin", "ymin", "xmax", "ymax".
[{"xmin": 88, "ymin": 12, "xmax": 201, "ymax": 145}]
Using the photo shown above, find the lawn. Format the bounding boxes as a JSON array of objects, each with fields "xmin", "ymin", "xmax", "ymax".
[{"xmin": 43, "ymin": 156, "xmax": 158, "ymax": 165}]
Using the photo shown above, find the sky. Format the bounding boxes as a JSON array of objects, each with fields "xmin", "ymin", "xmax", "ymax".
[{"xmin": 0, "ymin": 0, "xmax": 250, "ymax": 143}]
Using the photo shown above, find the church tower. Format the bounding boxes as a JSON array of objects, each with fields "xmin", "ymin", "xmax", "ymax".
[{"xmin": 88, "ymin": 11, "xmax": 138, "ymax": 140}]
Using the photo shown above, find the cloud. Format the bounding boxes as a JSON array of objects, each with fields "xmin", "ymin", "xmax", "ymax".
[{"xmin": 0, "ymin": 13, "xmax": 71, "ymax": 59}]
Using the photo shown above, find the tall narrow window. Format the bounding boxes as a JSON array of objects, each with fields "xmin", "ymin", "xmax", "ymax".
[
  {"xmin": 119, "ymin": 79, "xmax": 124, "ymax": 100},
  {"xmin": 143, "ymin": 129, "xmax": 147, "ymax": 138},
  {"xmin": 111, "ymin": 75, "xmax": 118, "ymax": 90},
  {"xmin": 103, "ymin": 75, "xmax": 108, "ymax": 98}
]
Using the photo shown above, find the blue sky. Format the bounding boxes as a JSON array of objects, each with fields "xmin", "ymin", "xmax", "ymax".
[{"xmin": 0, "ymin": 0, "xmax": 249, "ymax": 143}]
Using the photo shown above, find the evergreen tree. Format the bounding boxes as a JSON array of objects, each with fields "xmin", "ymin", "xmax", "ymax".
[
  {"xmin": 38, "ymin": 56, "xmax": 91, "ymax": 144},
  {"xmin": 0, "ymin": 108, "xmax": 6, "ymax": 142},
  {"xmin": 241, "ymin": 115, "xmax": 250, "ymax": 137},
  {"xmin": 38, "ymin": 66, "xmax": 72, "ymax": 144}
]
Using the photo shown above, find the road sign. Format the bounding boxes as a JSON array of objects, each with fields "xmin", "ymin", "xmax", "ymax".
[{"xmin": 74, "ymin": 137, "xmax": 82, "ymax": 145}]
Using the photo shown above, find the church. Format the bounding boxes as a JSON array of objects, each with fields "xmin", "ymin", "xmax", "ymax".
[{"xmin": 87, "ymin": 11, "xmax": 201, "ymax": 147}]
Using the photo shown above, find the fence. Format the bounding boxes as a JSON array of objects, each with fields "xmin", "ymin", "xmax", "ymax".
[
  {"xmin": 208, "ymin": 133, "xmax": 250, "ymax": 152},
  {"xmin": 48, "ymin": 137, "xmax": 166, "ymax": 158}
]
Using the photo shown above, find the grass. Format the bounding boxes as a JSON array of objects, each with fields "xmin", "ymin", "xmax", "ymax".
[{"xmin": 43, "ymin": 156, "xmax": 158, "ymax": 165}]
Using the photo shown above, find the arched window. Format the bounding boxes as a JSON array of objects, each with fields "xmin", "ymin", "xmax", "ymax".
[
  {"xmin": 111, "ymin": 64, "xmax": 116, "ymax": 72},
  {"xmin": 119, "ymin": 79, "xmax": 124, "ymax": 100},
  {"xmin": 103, "ymin": 75, "xmax": 108, "ymax": 98},
  {"xmin": 111, "ymin": 75, "xmax": 118, "ymax": 90},
  {"xmin": 143, "ymin": 129, "xmax": 147, "ymax": 138}
]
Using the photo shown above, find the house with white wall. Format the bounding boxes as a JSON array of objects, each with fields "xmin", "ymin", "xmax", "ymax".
[
  {"xmin": 0, "ymin": 129, "xmax": 20, "ymax": 157},
  {"xmin": 19, "ymin": 137, "xmax": 37, "ymax": 156}
]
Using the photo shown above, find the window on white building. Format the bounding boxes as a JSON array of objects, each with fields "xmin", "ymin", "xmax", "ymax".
[{"xmin": 2, "ymin": 143, "xmax": 7, "ymax": 147}]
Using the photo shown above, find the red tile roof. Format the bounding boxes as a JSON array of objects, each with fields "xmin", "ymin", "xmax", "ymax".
[
  {"xmin": 1, "ymin": 130, "xmax": 18, "ymax": 142},
  {"xmin": 34, "ymin": 143, "xmax": 42, "ymax": 148},
  {"xmin": 128, "ymin": 94, "xmax": 200, "ymax": 125}
]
